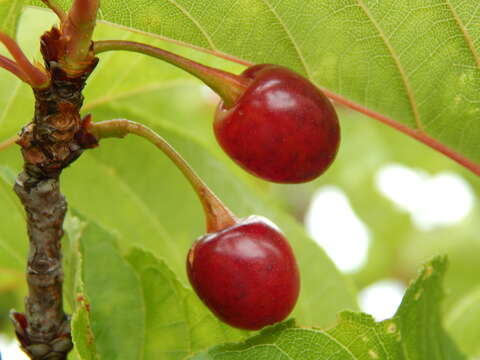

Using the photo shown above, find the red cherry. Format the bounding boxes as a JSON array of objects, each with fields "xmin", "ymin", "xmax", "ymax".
[
  {"xmin": 187, "ymin": 216, "xmax": 300, "ymax": 330},
  {"xmin": 214, "ymin": 64, "xmax": 340, "ymax": 183}
]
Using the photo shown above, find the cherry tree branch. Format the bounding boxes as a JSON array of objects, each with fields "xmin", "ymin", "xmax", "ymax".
[{"xmin": 10, "ymin": 21, "xmax": 99, "ymax": 358}]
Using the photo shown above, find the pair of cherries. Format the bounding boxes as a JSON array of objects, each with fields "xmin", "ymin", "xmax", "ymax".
[
  {"xmin": 93, "ymin": 41, "xmax": 340, "ymax": 330},
  {"xmin": 186, "ymin": 63, "xmax": 340, "ymax": 330}
]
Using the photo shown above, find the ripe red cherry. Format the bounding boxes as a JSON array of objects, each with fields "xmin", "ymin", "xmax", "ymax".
[
  {"xmin": 214, "ymin": 64, "xmax": 340, "ymax": 183},
  {"xmin": 187, "ymin": 216, "xmax": 300, "ymax": 330}
]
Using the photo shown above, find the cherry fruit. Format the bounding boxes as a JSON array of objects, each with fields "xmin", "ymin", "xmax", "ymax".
[
  {"xmin": 214, "ymin": 64, "xmax": 340, "ymax": 183},
  {"xmin": 187, "ymin": 215, "xmax": 300, "ymax": 330}
]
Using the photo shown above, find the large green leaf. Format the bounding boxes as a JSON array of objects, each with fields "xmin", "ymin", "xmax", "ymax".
[
  {"xmin": 190, "ymin": 257, "xmax": 466, "ymax": 360},
  {"xmin": 29, "ymin": 0, "xmax": 480, "ymax": 167}
]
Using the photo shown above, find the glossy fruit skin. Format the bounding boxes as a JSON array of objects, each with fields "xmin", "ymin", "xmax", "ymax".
[
  {"xmin": 214, "ymin": 64, "xmax": 340, "ymax": 183},
  {"xmin": 187, "ymin": 216, "xmax": 300, "ymax": 330}
]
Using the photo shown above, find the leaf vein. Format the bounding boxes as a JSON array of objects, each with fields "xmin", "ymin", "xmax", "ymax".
[
  {"xmin": 257, "ymin": 0, "xmax": 312, "ymax": 78},
  {"xmin": 163, "ymin": 0, "xmax": 217, "ymax": 50},
  {"xmin": 443, "ymin": 0, "xmax": 480, "ymax": 70},
  {"xmin": 354, "ymin": 0, "xmax": 423, "ymax": 131},
  {"xmin": 290, "ymin": 328, "xmax": 359, "ymax": 360}
]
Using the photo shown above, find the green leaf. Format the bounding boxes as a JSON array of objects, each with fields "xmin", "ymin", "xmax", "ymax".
[
  {"xmin": 71, "ymin": 295, "xmax": 99, "ymax": 360},
  {"xmin": 394, "ymin": 256, "xmax": 464, "ymax": 359},
  {"xmin": 0, "ymin": 0, "xmax": 24, "ymax": 36},
  {"xmin": 446, "ymin": 287, "xmax": 480, "ymax": 357},
  {"xmin": 190, "ymin": 257, "xmax": 466, "ymax": 360},
  {"xmin": 125, "ymin": 247, "xmax": 246, "ymax": 360},
  {"xmin": 191, "ymin": 315, "xmax": 402, "ymax": 360},
  {"xmin": 78, "ymin": 217, "xmax": 145, "ymax": 360}
]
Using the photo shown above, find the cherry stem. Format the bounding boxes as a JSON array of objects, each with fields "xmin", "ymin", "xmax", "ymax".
[
  {"xmin": 90, "ymin": 119, "xmax": 237, "ymax": 233},
  {"xmin": 0, "ymin": 55, "xmax": 30, "ymax": 83},
  {"xmin": 0, "ymin": 32, "xmax": 50, "ymax": 88},
  {"xmin": 41, "ymin": 0, "xmax": 67, "ymax": 22},
  {"xmin": 0, "ymin": 135, "xmax": 19, "ymax": 152},
  {"xmin": 61, "ymin": 0, "xmax": 99, "ymax": 72},
  {"xmin": 93, "ymin": 40, "xmax": 250, "ymax": 108}
]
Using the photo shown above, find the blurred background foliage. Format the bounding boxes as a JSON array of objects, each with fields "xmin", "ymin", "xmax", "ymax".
[{"xmin": 0, "ymin": 7, "xmax": 479, "ymax": 358}]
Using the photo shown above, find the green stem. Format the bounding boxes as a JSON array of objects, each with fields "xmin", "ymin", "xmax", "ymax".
[
  {"xmin": 61, "ymin": 0, "xmax": 99, "ymax": 72},
  {"xmin": 90, "ymin": 119, "xmax": 237, "ymax": 233},
  {"xmin": 93, "ymin": 40, "xmax": 250, "ymax": 108}
]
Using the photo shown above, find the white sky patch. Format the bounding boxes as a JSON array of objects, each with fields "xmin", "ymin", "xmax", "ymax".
[
  {"xmin": 375, "ymin": 164, "xmax": 474, "ymax": 231},
  {"xmin": 359, "ymin": 280, "xmax": 406, "ymax": 321},
  {"xmin": 305, "ymin": 186, "xmax": 371, "ymax": 273},
  {"xmin": 0, "ymin": 335, "xmax": 29, "ymax": 360}
]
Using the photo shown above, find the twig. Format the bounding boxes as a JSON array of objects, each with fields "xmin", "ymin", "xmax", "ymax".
[{"xmin": 10, "ymin": 24, "xmax": 99, "ymax": 359}]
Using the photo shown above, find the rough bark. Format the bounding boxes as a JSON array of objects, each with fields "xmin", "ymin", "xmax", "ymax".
[{"xmin": 10, "ymin": 26, "xmax": 98, "ymax": 360}]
